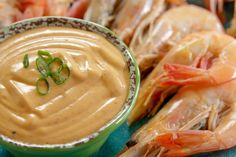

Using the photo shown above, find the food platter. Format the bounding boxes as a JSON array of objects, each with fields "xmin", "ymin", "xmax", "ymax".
[{"xmin": 0, "ymin": 0, "xmax": 236, "ymax": 157}]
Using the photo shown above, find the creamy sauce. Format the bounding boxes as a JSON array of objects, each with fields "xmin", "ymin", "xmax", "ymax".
[{"xmin": 0, "ymin": 27, "xmax": 129, "ymax": 144}]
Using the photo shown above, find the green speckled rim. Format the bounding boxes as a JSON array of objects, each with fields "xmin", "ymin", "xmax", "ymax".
[{"xmin": 0, "ymin": 17, "xmax": 140, "ymax": 149}]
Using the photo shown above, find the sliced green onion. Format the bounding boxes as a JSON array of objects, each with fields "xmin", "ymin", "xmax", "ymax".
[
  {"xmin": 51, "ymin": 72, "xmax": 66, "ymax": 85},
  {"xmin": 51, "ymin": 64, "xmax": 70, "ymax": 85},
  {"xmin": 34, "ymin": 50, "xmax": 71, "ymax": 95},
  {"xmin": 36, "ymin": 57, "xmax": 50, "ymax": 78},
  {"xmin": 38, "ymin": 50, "xmax": 53, "ymax": 63},
  {"xmin": 23, "ymin": 54, "xmax": 29, "ymax": 68},
  {"xmin": 36, "ymin": 77, "xmax": 49, "ymax": 95},
  {"xmin": 48, "ymin": 57, "xmax": 63, "ymax": 73},
  {"xmin": 60, "ymin": 64, "xmax": 70, "ymax": 80}
]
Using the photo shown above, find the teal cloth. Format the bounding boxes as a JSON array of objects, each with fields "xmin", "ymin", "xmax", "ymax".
[{"xmin": 1, "ymin": 1, "xmax": 236, "ymax": 157}]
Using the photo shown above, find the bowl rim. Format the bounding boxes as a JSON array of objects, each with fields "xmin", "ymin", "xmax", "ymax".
[{"xmin": 0, "ymin": 16, "xmax": 140, "ymax": 149}]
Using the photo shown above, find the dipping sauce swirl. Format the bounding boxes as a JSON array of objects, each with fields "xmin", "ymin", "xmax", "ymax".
[{"xmin": 0, "ymin": 27, "xmax": 129, "ymax": 144}]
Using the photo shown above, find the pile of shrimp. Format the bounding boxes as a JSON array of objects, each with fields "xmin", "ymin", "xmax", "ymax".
[
  {"xmin": 1, "ymin": 0, "xmax": 236, "ymax": 157},
  {"xmin": 119, "ymin": 1, "xmax": 236, "ymax": 157}
]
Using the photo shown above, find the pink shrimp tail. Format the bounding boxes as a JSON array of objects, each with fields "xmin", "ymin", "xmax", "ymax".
[
  {"xmin": 151, "ymin": 130, "xmax": 220, "ymax": 157},
  {"xmin": 160, "ymin": 64, "xmax": 215, "ymax": 86},
  {"xmin": 161, "ymin": 62, "xmax": 236, "ymax": 86}
]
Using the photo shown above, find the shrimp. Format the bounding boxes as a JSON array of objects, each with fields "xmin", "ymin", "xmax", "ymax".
[
  {"xmin": 143, "ymin": 80, "xmax": 236, "ymax": 157},
  {"xmin": 111, "ymin": 0, "xmax": 165, "ymax": 44},
  {"xmin": 120, "ymin": 32, "xmax": 236, "ymax": 157},
  {"xmin": 83, "ymin": 0, "xmax": 119, "ymax": 27},
  {"xmin": 130, "ymin": 5, "xmax": 223, "ymax": 76},
  {"xmin": 128, "ymin": 8, "xmax": 224, "ymax": 124}
]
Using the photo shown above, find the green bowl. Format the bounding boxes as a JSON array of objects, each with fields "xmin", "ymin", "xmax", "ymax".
[{"xmin": 0, "ymin": 17, "xmax": 140, "ymax": 157}]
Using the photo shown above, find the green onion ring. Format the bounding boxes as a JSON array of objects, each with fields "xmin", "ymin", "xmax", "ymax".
[
  {"xmin": 51, "ymin": 72, "xmax": 65, "ymax": 85},
  {"xmin": 60, "ymin": 64, "xmax": 70, "ymax": 80},
  {"xmin": 38, "ymin": 50, "xmax": 53, "ymax": 63},
  {"xmin": 48, "ymin": 57, "xmax": 63, "ymax": 73},
  {"xmin": 51, "ymin": 64, "xmax": 70, "ymax": 85},
  {"xmin": 34, "ymin": 50, "xmax": 71, "ymax": 95},
  {"xmin": 23, "ymin": 54, "xmax": 29, "ymax": 68},
  {"xmin": 36, "ymin": 57, "xmax": 50, "ymax": 78},
  {"xmin": 36, "ymin": 77, "xmax": 49, "ymax": 95}
]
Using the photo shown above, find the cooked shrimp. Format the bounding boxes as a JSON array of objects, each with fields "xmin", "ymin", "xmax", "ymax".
[
  {"xmin": 145, "ymin": 79, "xmax": 236, "ymax": 157},
  {"xmin": 130, "ymin": 5, "xmax": 223, "ymax": 75},
  {"xmin": 120, "ymin": 33, "xmax": 236, "ymax": 157},
  {"xmin": 84, "ymin": 0, "xmax": 119, "ymax": 26},
  {"xmin": 111, "ymin": 0, "xmax": 165, "ymax": 44},
  {"xmin": 129, "ymin": 5, "xmax": 223, "ymax": 123},
  {"xmin": 128, "ymin": 31, "xmax": 232, "ymax": 124}
]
